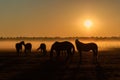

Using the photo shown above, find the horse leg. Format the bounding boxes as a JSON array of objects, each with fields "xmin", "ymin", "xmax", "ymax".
[
  {"xmin": 24, "ymin": 49, "xmax": 28, "ymax": 56},
  {"xmin": 50, "ymin": 50, "xmax": 53, "ymax": 57},
  {"xmin": 79, "ymin": 51, "xmax": 82, "ymax": 64},
  {"xmin": 93, "ymin": 50, "xmax": 98, "ymax": 64},
  {"xmin": 65, "ymin": 51, "xmax": 67, "ymax": 56},
  {"xmin": 67, "ymin": 50, "xmax": 70, "ymax": 56},
  {"xmin": 95, "ymin": 49, "xmax": 98, "ymax": 63},
  {"xmin": 57, "ymin": 51, "xmax": 60, "ymax": 56},
  {"xmin": 43, "ymin": 49, "xmax": 46, "ymax": 56},
  {"xmin": 16, "ymin": 49, "xmax": 20, "ymax": 56},
  {"xmin": 19, "ymin": 49, "xmax": 22, "ymax": 56},
  {"xmin": 29, "ymin": 49, "xmax": 31, "ymax": 53}
]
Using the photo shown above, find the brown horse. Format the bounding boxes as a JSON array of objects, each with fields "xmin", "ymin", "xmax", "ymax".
[
  {"xmin": 24, "ymin": 43, "xmax": 32, "ymax": 54},
  {"xmin": 15, "ymin": 41, "xmax": 25, "ymax": 56},
  {"xmin": 50, "ymin": 41, "xmax": 75, "ymax": 57},
  {"xmin": 75, "ymin": 39, "xmax": 98, "ymax": 63},
  {"xmin": 37, "ymin": 43, "xmax": 47, "ymax": 55}
]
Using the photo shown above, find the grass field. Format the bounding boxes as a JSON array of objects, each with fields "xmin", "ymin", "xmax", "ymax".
[{"xmin": 0, "ymin": 49, "xmax": 120, "ymax": 80}]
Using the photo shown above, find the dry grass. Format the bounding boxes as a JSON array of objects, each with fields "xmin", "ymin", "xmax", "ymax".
[{"xmin": 0, "ymin": 49, "xmax": 120, "ymax": 80}]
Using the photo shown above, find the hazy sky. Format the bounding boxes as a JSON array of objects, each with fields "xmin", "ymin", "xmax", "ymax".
[{"xmin": 0, "ymin": 0, "xmax": 120, "ymax": 37}]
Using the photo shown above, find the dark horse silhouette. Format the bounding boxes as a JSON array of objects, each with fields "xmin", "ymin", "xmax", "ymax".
[
  {"xmin": 37, "ymin": 43, "xmax": 47, "ymax": 55},
  {"xmin": 75, "ymin": 39, "xmax": 98, "ymax": 63},
  {"xmin": 15, "ymin": 41, "xmax": 25, "ymax": 55},
  {"xmin": 50, "ymin": 41, "xmax": 75, "ymax": 57},
  {"xmin": 24, "ymin": 43, "xmax": 32, "ymax": 54}
]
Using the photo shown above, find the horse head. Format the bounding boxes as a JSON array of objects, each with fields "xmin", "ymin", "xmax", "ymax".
[{"xmin": 20, "ymin": 41, "xmax": 25, "ymax": 45}]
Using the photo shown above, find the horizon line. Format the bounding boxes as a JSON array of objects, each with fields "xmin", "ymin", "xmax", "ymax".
[{"xmin": 0, "ymin": 36, "xmax": 120, "ymax": 39}]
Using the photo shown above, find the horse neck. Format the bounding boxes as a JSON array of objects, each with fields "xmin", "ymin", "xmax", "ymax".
[
  {"xmin": 76, "ymin": 40, "xmax": 84, "ymax": 47},
  {"xmin": 20, "ymin": 41, "xmax": 25, "ymax": 46},
  {"xmin": 76, "ymin": 40, "xmax": 81, "ymax": 44}
]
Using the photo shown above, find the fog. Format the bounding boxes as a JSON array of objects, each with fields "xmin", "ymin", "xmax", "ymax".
[{"xmin": 0, "ymin": 39, "xmax": 120, "ymax": 52}]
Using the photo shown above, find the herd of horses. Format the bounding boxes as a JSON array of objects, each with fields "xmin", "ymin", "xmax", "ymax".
[
  {"xmin": 15, "ymin": 41, "xmax": 46, "ymax": 56},
  {"xmin": 15, "ymin": 41, "xmax": 32, "ymax": 55},
  {"xmin": 15, "ymin": 39, "xmax": 98, "ymax": 63}
]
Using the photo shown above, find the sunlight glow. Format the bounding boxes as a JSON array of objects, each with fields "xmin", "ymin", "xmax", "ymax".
[{"xmin": 84, "ymin": 20, "xmax": 92, "ymax": 28}]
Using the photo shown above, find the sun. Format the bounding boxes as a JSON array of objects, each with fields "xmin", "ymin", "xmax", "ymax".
[{"xmin": 84, "ymin": 20, "xmax": 92, "ymax": 28}]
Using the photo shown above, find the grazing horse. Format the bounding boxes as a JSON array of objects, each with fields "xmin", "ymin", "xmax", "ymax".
[
  {"xmin": 15, "ymin": 41, "xmax": 25, "ymax": 55},
  {"xmin": 75, "ymin": 39, "xmax": 98, "ymax": 63},
  {"xmin": 37, "ymin": 43, "xmax": 47, "ymax": 55},
  {"xmin": 24, "ymin": 43, "xmax": 32, "ymax": 54},
  {"xmin": 50, "ymin": 41, "xmax": 75, "ymax": 57}
]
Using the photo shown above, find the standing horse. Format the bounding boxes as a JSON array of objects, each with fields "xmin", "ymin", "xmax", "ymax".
[
  {"xmin": 50, "ymin": 41, "xmax": 75, "ymax": 57},
  {"xmin": 37, "ymin": 43, "xmax": 47, "ymax": 55},
  {"xmin": 75, "ymin": 39, "xmax": 98, "ymax": 63},
  {"xmin": 15, "ymin": 41, "xmax": 25, "ymax": 56},
  {"xmin": 24, "ymin": 43, "xmax": 32, "ymax": 54}
]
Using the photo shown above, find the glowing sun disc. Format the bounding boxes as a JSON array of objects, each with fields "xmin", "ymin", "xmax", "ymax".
[{"xmin": 84, "ymin": 20, "xmax": 92, "ymax": 28}]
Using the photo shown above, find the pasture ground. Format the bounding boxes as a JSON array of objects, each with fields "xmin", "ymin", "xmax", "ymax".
[{"xmin": 0, "ymin": 49, "xmax": 120, "ymax": 80}]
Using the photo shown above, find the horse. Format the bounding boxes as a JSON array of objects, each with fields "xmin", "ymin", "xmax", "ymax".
[
  {"xmin": 24, "ymin": 43, "xmax": 32, "ymax": 54},
  {"xmin": 75, "ymin": 39, "xmax": 98, "ymax": 63},
  {"xmin": 37, "ymin": 43, "xmax": 47, "ymax": 55},
  {"xmin": 50, "ymin": 41, "xmax": 75, "ymax": 57},
  {"xmin": 15, "ymin": 41, "xmax": 25, "ymax": 56}
]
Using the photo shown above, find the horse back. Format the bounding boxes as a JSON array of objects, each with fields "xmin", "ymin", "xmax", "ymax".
[
  {"xmin": 87, "ymin": 43, "xmax": 98, "ymax": 49},
  {"xmin": 59, "ymin": 41, "xmax": 74, "ymax": 49},
  {"xmin": 51, "ymin": 41, "xmax": 74, "ymax": 50}
]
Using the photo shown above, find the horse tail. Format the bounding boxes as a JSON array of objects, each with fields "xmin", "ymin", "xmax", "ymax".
[
  {"xmin": 95, "ymin": 44, "xmax": 98, "ymax": 55},
  {"xmin": 96, "ymin": 45, "xmax": 98, "ymax": 58},
  {"xmin": 93, "ymin": 44, "xmax": 98, "ymax": 63}
]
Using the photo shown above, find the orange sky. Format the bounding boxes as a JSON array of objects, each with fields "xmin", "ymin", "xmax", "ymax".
[{"xmin": 0, "ymin": 0, "xmax": 120, "ymax": 37}]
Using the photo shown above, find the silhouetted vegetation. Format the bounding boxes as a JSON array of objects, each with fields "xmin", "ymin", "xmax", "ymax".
[{"xmin": 1, "ymin": 36, "xmax": 120, "ymax": 41}]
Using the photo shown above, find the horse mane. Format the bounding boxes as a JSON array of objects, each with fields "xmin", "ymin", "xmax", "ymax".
[
  {"xmin": 75, "ymin": 39, "xmax": 84, "ymax": 45},
  {"xmin": 20, "ymin": 41, "xmax": 25, "ymax": 45}
]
